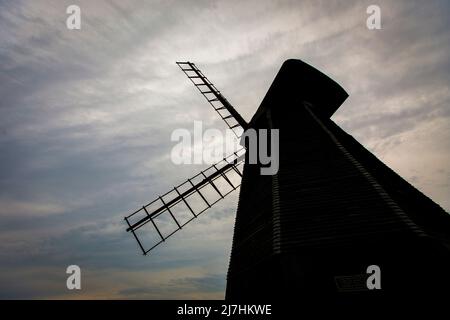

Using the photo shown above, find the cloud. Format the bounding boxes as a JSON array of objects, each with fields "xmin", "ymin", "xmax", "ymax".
[{"xmin": 0, "ymin": 198, "xmax": 66, "ymax": 217}]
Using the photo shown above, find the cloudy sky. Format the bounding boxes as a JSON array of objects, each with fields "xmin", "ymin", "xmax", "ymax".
[{"xmin": 0, "ymin": 0, "xmax": 449, "ymax": 299}]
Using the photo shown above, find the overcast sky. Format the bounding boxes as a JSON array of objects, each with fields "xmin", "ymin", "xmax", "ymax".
[{"xmin": 0, "ymin": 0, "xmax": 449, "ymax": 299}]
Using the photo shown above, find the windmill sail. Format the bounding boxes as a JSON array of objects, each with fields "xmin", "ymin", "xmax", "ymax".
[
  {"xmin": 176, "ymin": 61, "xmax": 248, "ymax": 137},
  {"xmin": 125, "ymin": 149, "xmax": 245, "ymax": 255}
]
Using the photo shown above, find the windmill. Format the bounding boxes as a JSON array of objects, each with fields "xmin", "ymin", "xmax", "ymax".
[{"xmin": 124, "ymin": 59, "xmax": 450, "ymax": 302}]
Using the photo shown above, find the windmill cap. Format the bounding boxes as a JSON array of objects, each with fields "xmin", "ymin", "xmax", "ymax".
[{"xmin": 250, "ymin": 59, "xmax": 348, "ymax": 124}]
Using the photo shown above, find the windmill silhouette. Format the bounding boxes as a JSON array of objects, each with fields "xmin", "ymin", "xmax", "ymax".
[{"xmin": 124, "ymin": 59, "xmax": 450, "ymax": 302}]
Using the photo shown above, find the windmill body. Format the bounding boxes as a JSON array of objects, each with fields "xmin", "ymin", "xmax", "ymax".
[
  {"xmin": 125, "ymin": 59, "xmax": 450, "ymax": 303},
  {"xmin": 225, "ymin": 60, "xmax": 450, "ymax": 301}
]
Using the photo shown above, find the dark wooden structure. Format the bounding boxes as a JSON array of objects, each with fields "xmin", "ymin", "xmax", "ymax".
[{"xmin": 226, "ymin": 59, "xmax": 450, "ymax": 303}]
